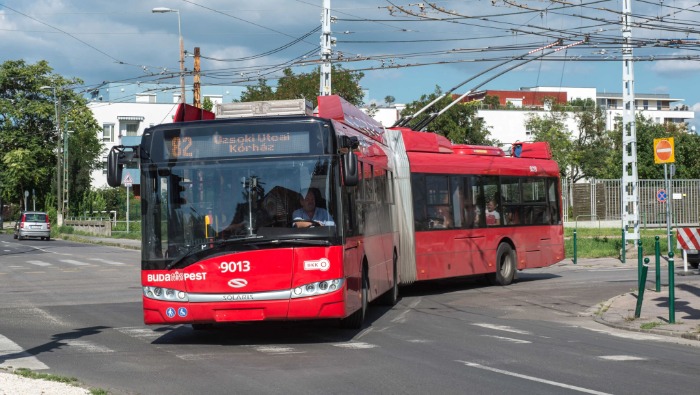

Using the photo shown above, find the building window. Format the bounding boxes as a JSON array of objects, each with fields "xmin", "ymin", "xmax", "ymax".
[
  {"xmin": 643, "ymin": 100, "xmax": 649, "ymax": 110},
  {"xmin": 102, "ymin": 123, "xmax": 114, "ymax": 142},
  {"xmin": 136, "ymin": 94, "xmax": 156, "ymax": 103},
  {"xmin": 102, "ymin": 157, "xmax": 108, "ymax": 174},
  {"xmin": 657, "ymin": 101, "xmax": 662, "ymax": 110},
  {"xmin": 120, "ymin": 121, "xmax": 140, "ymax": 136}
]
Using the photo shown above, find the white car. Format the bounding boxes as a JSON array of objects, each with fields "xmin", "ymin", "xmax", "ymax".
[{"xmin": 13, "ymin": 211, "xmax": 51, "ymax": 241}]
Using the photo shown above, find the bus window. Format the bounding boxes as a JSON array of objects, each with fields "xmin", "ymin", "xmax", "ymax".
[
  {"xmin": 482, "ymin": 176, "xmax": 501, "ymax": 226},
  {"xmin": 425, "ymin": 175, "xmax": 452, "ymax": 229}
]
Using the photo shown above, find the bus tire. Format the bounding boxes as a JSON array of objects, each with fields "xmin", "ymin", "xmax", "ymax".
[
  {"xmin": 378, "ymin": 251, "xmax": 399, "ymax": 306},
  {"xmin": 340, "ymin": 265, "xmax": 368, "ymax": 329},
  {"xmin": 488, "ymin": 243, "xmax": 516, "ymax": 286}
]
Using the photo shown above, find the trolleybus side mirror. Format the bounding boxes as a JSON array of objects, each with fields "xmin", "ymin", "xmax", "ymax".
[
  {"xmin": 343, "ymin": 151, "xmax": 359, "ymax": 186},
  {"xmin": 107, "ymin": 147, "xmax": 124, "ymax": 187}
]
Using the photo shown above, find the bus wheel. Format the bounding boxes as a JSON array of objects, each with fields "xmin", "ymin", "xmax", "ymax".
[
  {"xmin": 340, "ymin": 267, "xmax": 368, "ymax": 329},
  {"xmin": 378, "ymin": 251, "xmax": 399, "ymax": 306},
  {"xmin": 488, "ymin": 243, "xmax": 516, "ymax": 286}
]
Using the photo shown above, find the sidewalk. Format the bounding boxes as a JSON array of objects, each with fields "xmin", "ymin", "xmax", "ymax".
[
  {"xmin": 587, "ymin": 258, "xmax": 700, "ymax": 341},
  {"xmin": 57, "ymin": 234, "xmax": 141, "ymax": 250}
]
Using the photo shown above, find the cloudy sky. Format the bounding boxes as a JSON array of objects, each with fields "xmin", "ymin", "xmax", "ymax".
[{"xmin": 2, "ymin": 0, "xmax": 699, "ymax": 127}]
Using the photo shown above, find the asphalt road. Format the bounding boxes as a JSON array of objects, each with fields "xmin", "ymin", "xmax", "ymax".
[{"xmin": 1, "ymin": 235, "xmax": 699, "ymax": 395}]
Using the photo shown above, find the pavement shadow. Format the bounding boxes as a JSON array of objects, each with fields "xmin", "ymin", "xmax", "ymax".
[{"xmin": 0, "ymin": 326, "xmax": 109, "ymax": 365}]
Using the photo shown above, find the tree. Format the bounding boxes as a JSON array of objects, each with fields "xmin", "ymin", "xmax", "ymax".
[
  {"xmin": 202, "ymin": 96, "xmax": 213, "ymax": 112},
  {"xmin": 239, "ymin": 78, "xmax": 275, "ymax": 102},
  {"xmin": 384, "ymin": 96, "xmax": 395, "ymax": 105},
  {"xmin": 483, "ymin": 95, "xmax": 500, "ymax": 109},
  {"xmin": 604, "ymin": 115, "xmax": 700, "ymax": 179},
  {"xmin": 401, "ymin": 86, "xmax": 494, "ymax": 145},
  {"xmin": 240, "ymin": 66, "xmax": 365, "ymax": 108},
  {"xmin": 526, "ymin": 110, "xmax": 573, "ymax": 178},
  {"xmin": 0, "ymin": 59, "xmax": 102, "ymax": 214},
  {"xmin": 526, "ymin": 98, "xmax": 615, "ymax": 182}
]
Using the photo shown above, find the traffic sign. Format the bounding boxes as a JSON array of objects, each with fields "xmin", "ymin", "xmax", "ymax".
[
  {"xmin": 123, "ymin": 173, "xmax": 133, "ymax": 187},
  {"xmin": 656, "ymin": 188, "xmax": 667, "ymax": 203},
  {"xmin": 654, "ymin": 137, "xmax": 675, "ymax": 164}
]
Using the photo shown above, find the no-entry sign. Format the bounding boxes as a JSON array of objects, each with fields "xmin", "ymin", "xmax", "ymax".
[{"xmin": 654, "ymin": 137, "xmax": 675, "ymax": 164}]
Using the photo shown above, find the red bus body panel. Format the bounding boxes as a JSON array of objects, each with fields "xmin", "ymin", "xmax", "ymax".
[{"xmin": 142, "ymin": 246, "xmax": 358, "ymax": 325}]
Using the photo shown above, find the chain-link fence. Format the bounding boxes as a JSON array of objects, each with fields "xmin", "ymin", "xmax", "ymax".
[{"xmin": 562, "ymin": 178, "xmax": 700, "ymax": 227}]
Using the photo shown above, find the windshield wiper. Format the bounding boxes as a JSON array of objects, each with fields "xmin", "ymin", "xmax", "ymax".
[{"xmin": 165, "ymin": 235, "xmax": 262, "ymax": 270}]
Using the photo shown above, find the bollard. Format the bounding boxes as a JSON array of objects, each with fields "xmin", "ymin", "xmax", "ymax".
[
  {"xmin": 654, "ymin": 236, "xmax": 661, "ymax": 292},
  {"xmin": 621, "ymin": 228, "xmax": 626, "ymax": 263},
  {"xmin": 637, "ymin": 239, "xmax": 643, "ymax": 290},
  {"xmin": 668, "ymin": 251, "xmax": 675, "ymax": 324},
  {"xmin": 573, "ymin": 229, "xmax": 577, "ymax": 265},
  {"xmin": 634, "ymin": 257, "xmax": 650, "ymax": 318}
]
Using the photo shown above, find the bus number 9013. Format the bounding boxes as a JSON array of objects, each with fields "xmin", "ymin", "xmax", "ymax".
[{"xmin": 171, "ymin": 136, "xmax": 193, "ymax": 158}]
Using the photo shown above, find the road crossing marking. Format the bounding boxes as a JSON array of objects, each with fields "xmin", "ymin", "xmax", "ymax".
[
  {"xmin": 115, "ymin": 327, "xmax": 164, "ymax": 342},
  {"xmin": 481, "ymin": 335, "xmax": 532, "ymax": 344},
  {"xmin": 27, "ymin": 260, "xmax": 52, "ymax": 267},
  {"xmin": 0, "ymin": 334, "xmax": 49, "ymax": 370},
  {"xmin": 332, "ymin": 342, "xmax": 378, "ymax": 349},
  {"xmin": 88, "ymin": 258, "xmax": 126, "ymax": 265},
  {"xmin": 62, "ymin": 339, "xmax": 114, "ymax": 353},
  {"xmin": 456, "ymin": 361, "xmax": 613, "ymax": 395},
  {"xmin": 598, "ymin": 355, "xmax": 647, "ymax": 361},
  {"xmin": 254, "ymin": 346, "xmax": 304, "ymax": 354},
  {"xmin": 472, "ymin": 323, "xmax": 533, "ymax": 335},
  {"xmin": 59, "ymin": 259, "xmax": 90, "ymax": 266}
]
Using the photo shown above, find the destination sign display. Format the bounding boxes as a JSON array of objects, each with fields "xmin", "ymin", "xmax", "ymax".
[{"xmin": 162, "ymin": 126, "xmax": 313, "ymax": 160}]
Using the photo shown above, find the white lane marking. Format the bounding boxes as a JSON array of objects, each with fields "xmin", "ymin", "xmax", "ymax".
[
  {"xmin": 599, "ymin": 355, "xmax": 647, "ymax": 361},
  {"xmin": 472, "ymin": 323, "xmax": 533, "ymax": 335},
  {"xmin": 62, "ymin": 340, "xmax": 113, "ymax": 353},
  {"xmin": 88, "ymin": 258, "xmax": 125, "ymax": 265},
  {"xmin": 391, "ymin": 298, "xmax": 421, "ymax": 323},
  {"xmin": 0, "ymin": 334, "xmax": 49, "ymax": 370},
  {"xmin": 59, "ymin": 259, "xmax": 90, "ymax": 266},
  {"xmin": 456, "ymin": 361, "xmax": 613, "ymax": 395},
  {"xmin": 115, "ymin": 327, "xmax": 163, "ymax": 341},
  {"xmin": 255, "ymin": 346, "xmax": 304, "ymax": 354},
  {"xmin": 481, "ymin": 335, "xmax": 532, "ymax": 344},
  {"xmin": 332, "ymin": 342, "xmax": 377, "ymax": 349},
  {"xmin": 27, "ymin": 260, "xmax": 52, "ymax": 267}
]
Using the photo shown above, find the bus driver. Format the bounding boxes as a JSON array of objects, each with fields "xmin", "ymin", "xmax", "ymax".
[{"xmin": 292, "ymin": 188, "xmax": 335, "ymax": 228}]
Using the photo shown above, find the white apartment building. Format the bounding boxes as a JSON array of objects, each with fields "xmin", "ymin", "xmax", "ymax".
[{"xmin": 88, "ymin": 102, "xmax": 179, "ymax": 188}]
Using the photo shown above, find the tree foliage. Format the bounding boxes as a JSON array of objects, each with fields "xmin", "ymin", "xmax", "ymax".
[
  {"xmin": 0, "ymin": 59, "xmax": 102, "ymax": 213},
  {"xmin": 239, "ymin": 66, "xmax": 365, "ymax": 108},
  {"xmin": 401, "ymin": 86, "xmax": 494, "ymax": 145},
  {"xmin": 604, "ymin": 115, "xmax": 700, "ymax": 179}
]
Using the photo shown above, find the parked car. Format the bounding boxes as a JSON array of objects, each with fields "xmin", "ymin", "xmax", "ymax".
[{"xmin": 13, "ymin": 211, "xmax": 51, "ymax": 241}]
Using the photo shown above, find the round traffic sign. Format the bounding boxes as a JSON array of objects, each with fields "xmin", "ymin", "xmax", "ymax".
[
  {"xmin": 655, "ymin": 139, "xmax": 672, "ymax": 161},
  {"xmin": 657, "ymin": 188, "xmax": 667, "ymax": 203}
]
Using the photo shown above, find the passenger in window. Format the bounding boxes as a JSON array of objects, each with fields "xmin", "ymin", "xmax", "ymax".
[
  {"xmin": 428, "ymin": 206, "xmax": 452, "ymax": 229},
  {"xmin": 485, "ymin": 199, "xmax": 501, "ymax": 226},
  {"xmin": 292, "ymin": 188, "xmax": 335, "ymax": 228},
  {"xmin": 505, "ymin": 207, "xmax": 519, "ymax": 225}
]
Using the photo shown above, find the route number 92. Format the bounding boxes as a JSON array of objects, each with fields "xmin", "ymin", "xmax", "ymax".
[{"xmin": 220, "ymin": 261, "xmax": 251, "ymax": 273}]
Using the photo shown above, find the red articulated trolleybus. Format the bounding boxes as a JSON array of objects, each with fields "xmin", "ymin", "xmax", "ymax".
[
  {"xmin": 108, "ymin": 97, "xmax": 398, "ymax": 329},
  {"xmin": 107, "ymin": 95, "xmax": 564, "ymax": 330}
]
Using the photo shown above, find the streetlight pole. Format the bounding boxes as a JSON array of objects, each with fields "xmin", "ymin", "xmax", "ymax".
[
  {"xmin": 40, "ymin": 85, "xmax": 62, "ymax": 225},
  {"xmin": 152, "ymin": 7, "xmax": 185, "ymax": 104}
]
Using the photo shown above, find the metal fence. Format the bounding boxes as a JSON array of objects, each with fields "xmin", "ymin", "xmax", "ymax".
[{"xmin": 562, "ymin": 178, "xmax": 700, "ymax": 227}]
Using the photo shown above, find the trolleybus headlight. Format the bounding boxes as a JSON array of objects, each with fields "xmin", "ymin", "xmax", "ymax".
[
  {"xmin": 143, "ymin": 286, "xmax": 189, "ymax": 302},
  {"xmin": 291, "ymin": 279, "xmax": 343, "ymax": 299}
]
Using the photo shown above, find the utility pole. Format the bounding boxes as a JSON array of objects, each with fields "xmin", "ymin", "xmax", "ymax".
[
  {"xmin": 621, "ymin": 0, "xmax": 639, "ymax": 241},
  {"xmin": 319, "ymin": 0, "xmax": 333, "ymax": 96},
  {"xmin": 193, "ymin": 47, "xmax": 201, "ymax": 108}
]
